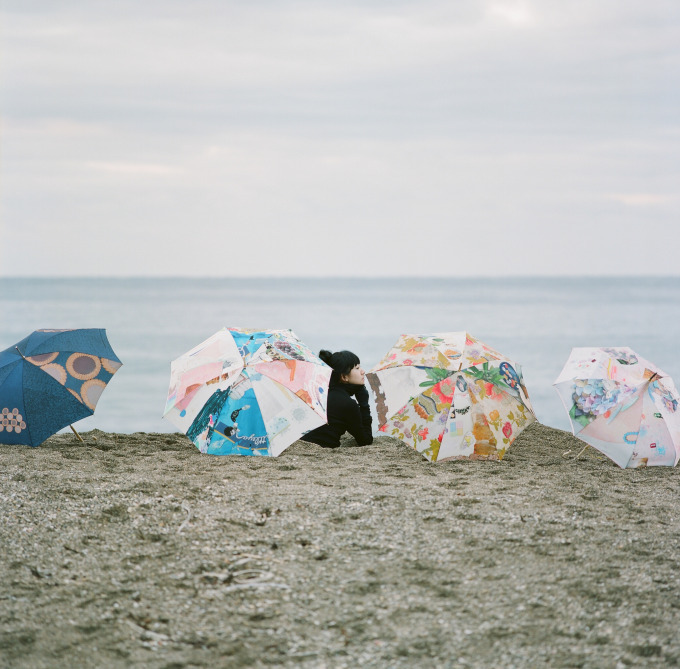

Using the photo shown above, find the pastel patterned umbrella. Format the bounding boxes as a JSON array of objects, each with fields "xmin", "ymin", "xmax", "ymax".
[
  {"xmin": 554, "ymin": 347, "xmax": 680, "ymax": 468},
  {"xmin": 0, "ymin": 329, "xmax": 122, "ymax": 446},
  {"xmin": 368, "ymin": 332, "xmax": 535, "ymax": 462},
  {"xmin": 164, "ymin": 328, "xmax": 332, "ymax": 457}
]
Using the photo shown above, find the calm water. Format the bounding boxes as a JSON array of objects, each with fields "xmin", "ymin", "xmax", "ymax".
[{"xmin": 1, "ymin": 277, "xmax": 679, "ymax": 434}]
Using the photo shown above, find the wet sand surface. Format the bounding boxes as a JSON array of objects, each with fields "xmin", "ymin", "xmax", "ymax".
[{"xmin": 1, "ymin": 423, "xmax": 679, "ymax": 668}]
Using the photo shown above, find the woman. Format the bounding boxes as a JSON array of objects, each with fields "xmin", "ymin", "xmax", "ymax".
[{"xmin": 303, "ymin": 349, "xmax": 373, "ymax": 448}]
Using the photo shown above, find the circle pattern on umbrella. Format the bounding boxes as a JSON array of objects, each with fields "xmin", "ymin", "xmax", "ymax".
[
  {"xmin": 26, "ymin": 352, "xmax": 59, "ymax": 366},
  {"xmin": 43, "ymin": 363, "xmax": 68, "ymax": 385},
  {"xmin": 66, "ymin": 353, "xmax": 102, "ymax": 380},
  {"xmin": 0, "ymin": 408, "xmax": 27, "ymax": 434},
  {"xmin": 81, "ymin": 379, "xmax": 107, "ymax": 410}
]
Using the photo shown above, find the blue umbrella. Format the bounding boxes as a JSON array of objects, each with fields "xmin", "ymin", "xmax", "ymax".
[{"xmin": 0, "ymin": 329, "xmax": 122, "ymax": 446}]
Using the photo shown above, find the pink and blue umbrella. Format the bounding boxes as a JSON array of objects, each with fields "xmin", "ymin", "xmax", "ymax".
[
  {"xmin": 0, "ymin": 329, "xmax": 122, "ymax": 446},
  {"xmin": 164, "ymin": 327, "xmax": 331, "ymax": 457},
  {"xmin": 554, "ymin": 347, "xmax": 680, "ymax": 468}
]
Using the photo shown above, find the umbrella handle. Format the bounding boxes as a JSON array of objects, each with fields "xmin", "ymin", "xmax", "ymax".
[
  {"xmin": 575, "ymin": 443, "xmax": 589, "ymax": 459},
  {"xmin": 70, "ymin": 425, "xmax": 85, "ymax": 443}
]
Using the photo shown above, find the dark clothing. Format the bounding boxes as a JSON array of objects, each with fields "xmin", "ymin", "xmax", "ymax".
[{"xmin": 302, "ymin": 383, "xmax": 373, "ymax": 448}]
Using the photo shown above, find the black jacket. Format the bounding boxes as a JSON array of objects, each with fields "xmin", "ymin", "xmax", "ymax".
[{"xmin": 302, "ymin": 383, "xmax": 373, "ymax": 448}]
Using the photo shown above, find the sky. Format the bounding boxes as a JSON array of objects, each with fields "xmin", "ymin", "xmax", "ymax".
[{"xmin": 1, "ymin": 0, "xmax": 678, "ymax": 277}]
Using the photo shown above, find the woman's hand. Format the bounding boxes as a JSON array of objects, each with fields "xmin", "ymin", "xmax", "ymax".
[{"xmin": 354, "ymin": 385, "xmax": 370, "ymax": 407}]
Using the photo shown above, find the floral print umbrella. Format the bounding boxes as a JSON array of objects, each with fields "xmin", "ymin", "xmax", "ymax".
[
  {"xmin": 368, "ymin": 332, "xmax": 535, "ymax": 462},
  {"xmin": 554, "ymin": 347, "xmax": 680, "ymax": 468},
  {"xmin": 164, "ymin": 328, "xmax": 331, "ymax": 457}
]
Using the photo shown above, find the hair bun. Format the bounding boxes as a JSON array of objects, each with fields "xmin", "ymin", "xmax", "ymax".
[{"xmin": 318, "ymin": 349, "xmax": 333, "ymax": 365}]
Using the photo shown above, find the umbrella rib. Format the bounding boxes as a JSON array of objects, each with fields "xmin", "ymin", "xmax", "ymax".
[
  {"xmin": 20, "ymin": 358, "xmax": 35, "ymax": 446},
  {"xmin": 229, "ymin": 378, "xmax": 270, "ymax": 453},
  {"xmin": 253, "ymin": 362, "xmax": 328, "ymax": 418},
  {"xmin": 377, "ymin": 365, "xmax": 454, "ymax": 425},
  {"xmin": 14, "ymin": 344, "xmax": 35, "ymax": 443},
  {"xmin": 252, "ymin": 372, "xmax": 323, "ymax": 419},
  {"xmin": 3, "ymin": 348, "xmax": 36, "ymax": 445},
  {"xmin": 553, "ymin": 380, "xmax": 580, "ymax": 437},
  {"xmin": 37, "ymin": 358, "xmax": 95, "ymax": 415},
  {"xmin": 382, "ymin": 396, "xmax": 417, "ymax": 425}
]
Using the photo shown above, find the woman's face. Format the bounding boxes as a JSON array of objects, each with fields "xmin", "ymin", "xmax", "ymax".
[{"xmin": 341, "ymin": 364, "xmax": 365, "ymax": 385}]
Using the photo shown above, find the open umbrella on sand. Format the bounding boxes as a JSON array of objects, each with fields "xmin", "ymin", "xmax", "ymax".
[
  {"xmin": 368, "ymin": 332, "xmax": 536, "ymax": 462},
  {"xmin": 554, "ymin": 347, "xmax": 680, "ymax": 468},
  {"xmin": 0, "ymin": 329, "xmax": 122, "ymax": 446},
  {"xmin": 164, "ymin": 327, "xmax": 332, "ymax": 456}
]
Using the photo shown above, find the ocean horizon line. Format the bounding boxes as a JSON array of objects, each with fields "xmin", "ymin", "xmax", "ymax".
[{"xmin": 2, "ymin": 274, "xmax": 679, "ymax": 281}]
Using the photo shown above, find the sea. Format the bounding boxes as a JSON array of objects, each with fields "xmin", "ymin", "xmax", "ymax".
[{"xmin": 1, "ymin": 276, "xmax": 679, "ymax": 436}]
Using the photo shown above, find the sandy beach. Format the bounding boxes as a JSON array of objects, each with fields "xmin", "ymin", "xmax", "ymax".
[{"xmin": 1, "ymin": 423, "xmax": 679, "ymax": 668}]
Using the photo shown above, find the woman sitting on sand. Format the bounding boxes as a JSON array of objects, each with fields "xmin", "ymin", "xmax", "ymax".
[{"xmin": 302, "ymin": 350, "xmax": 373, "ymax": 448}]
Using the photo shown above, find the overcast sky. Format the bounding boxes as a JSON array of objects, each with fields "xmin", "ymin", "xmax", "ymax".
[{"xmin": 1, "ymin": 1, "xmax": 678, "ymax": 277}]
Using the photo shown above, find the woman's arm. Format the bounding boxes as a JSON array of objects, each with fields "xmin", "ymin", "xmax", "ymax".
[{"xmin": 345, "ymin": 386, "xmax": 373, "ymax": 446}]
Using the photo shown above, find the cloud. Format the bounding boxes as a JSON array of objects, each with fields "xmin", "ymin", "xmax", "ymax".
[
  {"xmin": 607, "ymin": 193, "xmax": 675, "ymax": 207},
  {"xmin": 1, "ymin": 0, "xmax": 679, "ymax": 276},
  {"xmin": 486, "ymin": 1, "xmax": 537, "ymax": 26},
  {"xmin": 85, "ymin": 161, "xmax": 182, "ymax": 176}
]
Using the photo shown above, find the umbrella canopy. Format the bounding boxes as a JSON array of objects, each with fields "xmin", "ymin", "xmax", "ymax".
[
  {"xmin": 368, "ymin": 332, "xmax": 535, "ymax": 462},
  {"xmin": 0, "ymin": 329, "xmax": 122, "ymax": 446},
  {"xmin": 164, "ymin": 327, "xmax": 332, "ymax": 456},
  {"xmin": 554, "ymin": 347, "xmax": 680, "ymax": 468}
]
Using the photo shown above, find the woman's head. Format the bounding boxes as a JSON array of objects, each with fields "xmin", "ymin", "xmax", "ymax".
[{"xmin": 319, "ymin": 349, "xmax": 365, "ymax": 385}]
